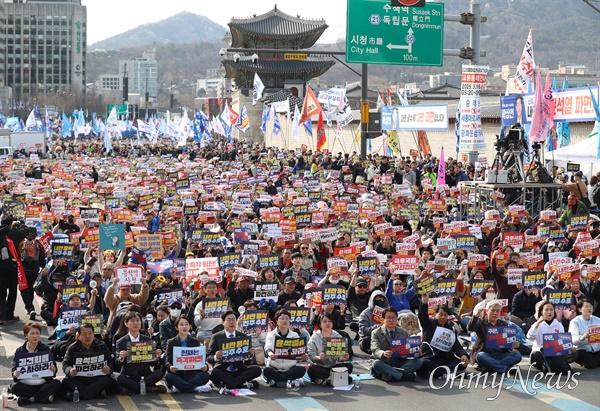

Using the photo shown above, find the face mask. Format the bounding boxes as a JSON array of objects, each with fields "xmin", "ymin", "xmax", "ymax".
[
  {"xmin": 374, "ymin": 300, "xmax": 386, "ymax": 308},
  {"xmin": 170, "ymin": 309, "xmax": 181, "ymax": 317},
  {"xmin": 486, "ymin": 293, "xmax": 497, "ymax": 301},
  {"xmin": 329, "ymin": 279, "xmax": 339, "ymax": 285}
]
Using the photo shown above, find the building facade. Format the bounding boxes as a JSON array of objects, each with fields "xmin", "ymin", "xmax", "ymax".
[
  {"xmin": 0, "ymin": 0, "xmax": 86, "ymax": 99},
  {"xmin": 118, "ymin": 49, "xmax": 158, "ymax": 101}
]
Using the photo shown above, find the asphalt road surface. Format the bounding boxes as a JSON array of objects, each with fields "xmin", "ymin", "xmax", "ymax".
[{"xmin": 1, "ymin": 299, "xmax": 599, "ymax": 411}]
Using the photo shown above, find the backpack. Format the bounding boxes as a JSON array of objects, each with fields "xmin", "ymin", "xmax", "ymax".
[{"xmin": 21, "ymin": 239, "xmax": 40, "ymax": 263}]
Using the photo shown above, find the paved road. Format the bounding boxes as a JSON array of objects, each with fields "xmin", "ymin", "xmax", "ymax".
[{"xmin": 1, "ymin": 299, "xmax": 599, "ymax": 411}]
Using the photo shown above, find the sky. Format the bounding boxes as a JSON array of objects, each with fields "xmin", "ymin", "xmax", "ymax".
[{"xmin": 84, "ymin": 0, "xmax": 347, "ymax": 45}]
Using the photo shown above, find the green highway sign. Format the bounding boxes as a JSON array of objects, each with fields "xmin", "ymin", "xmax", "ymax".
[
  {"xmin": 107, "ymin": 104, "xmax": 128, "ymax": 118},
  {"xmin": 346, "ymin": 0, "xmax": 444, "ymax": 66}
]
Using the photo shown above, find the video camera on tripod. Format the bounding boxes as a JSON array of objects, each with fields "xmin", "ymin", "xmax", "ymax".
[{"xmin": 498, "ymin": 123, "xmax": 527, "ymax": 152}]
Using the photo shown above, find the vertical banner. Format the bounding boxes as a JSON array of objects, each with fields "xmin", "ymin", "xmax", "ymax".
[{"xmin": 458, "ymin": 64, "xmax": 489, "ymax": 152}]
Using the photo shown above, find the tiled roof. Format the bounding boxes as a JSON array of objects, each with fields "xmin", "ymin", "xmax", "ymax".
[{"xmin": 222, "ymin": 59, "xmax": 335, "ymax": 76}]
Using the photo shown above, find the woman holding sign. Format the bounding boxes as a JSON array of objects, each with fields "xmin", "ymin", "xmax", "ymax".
[
  {"xmin": 418, "ymin": 294, "xmax": 469, "ymax": 379},
  {"xmin": 307, "ymin": 313, "xmax": 353, "ymax": 385},
  {"xmin": 165, "ymin": 317, "xmax": 212, "ymax": 393},
  {"xmin": 9, "ymin": 322, "xmax": 61, "ymax": 406},
  {"xmin": 263, "ymin": 309, "xmax": 308, "ymax": 388},
  {"xmin": 114, "ymin": 311, "xmax": 167, "ymax": 394},
  {"xmin": 526, "ymin": 301, "xmax": 572, "ymax": 373},
  {"xmin": 569, "ymin": 299, "xmax": 600, "ymax": 368}
]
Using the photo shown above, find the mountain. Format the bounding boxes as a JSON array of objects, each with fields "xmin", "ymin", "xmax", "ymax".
[{"xmin": 90, "ymin": 12, "xmax": 227, "ymax": 51}]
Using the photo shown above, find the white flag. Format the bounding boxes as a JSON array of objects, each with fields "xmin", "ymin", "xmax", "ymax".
[
  {"xmin": 107, "ymin": 107, "xmax": 118, "ymax": 126},
  {"xmin": 253, "ymin": 73, "xmax": 265, "ymax": 105},
  {"xmin": 25, "ymin": 109, "xmax": 36, "ymax": 129},
  {"xmin": 291, "ymin": 104, "xmax": 301, "ymax": 141},
  {"xmin": 512, "ymin": 29, "xmax": 535, "ymax": 94}
]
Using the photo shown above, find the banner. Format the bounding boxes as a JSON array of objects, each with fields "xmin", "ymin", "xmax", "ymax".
[
  {"xmin": 458, "ymin": 64, "xmax": 488, "ymax": 152},
  {"xmin": 524, "ymin": 87, "xmax": 600, "ymax": 123},
  {"xmin": 542, "ymin": 333, "xmax": 573, "ymax": 357},
  {"xmin": 390, "ymin": 336, "xmax": 421, "ymax": 359},
  {"xmin": 240, "ymin": 310, "xmax": 269, "ymax": 334},
  {"xmin": 381, "ymin": 105, "xmax": 448, "ymax": 131},
  {"xmin": 15, "ymin": 351, "xmax": 54, "ymax": 379},
  {"xmin": 324, "ymin": 337, "xmax": 347, "ymax": 359},
  {"xmin": 74, "ymin": 353, "xmax": 108, "ymax": 377},
  {"xmin": 173, "ymin": 346, "xmax": 206, "ymax": 370},
  {"xmin": 486, "ymin": 326, "xmax": 517, "ymax": 350},
  {"xmin": 128, "ymin": 341, "xmax": 156, "ymax": 363},
  {"xmin": 273, "ymin": 337, "xmax": 307, "ymax": 359},
  {"xmin": 220, "ymin": 336, "xmax": 252, "ymax": 363},
  {"xmin": 99, "ymin": 223, "xmax": 126, "ymax": 251}
]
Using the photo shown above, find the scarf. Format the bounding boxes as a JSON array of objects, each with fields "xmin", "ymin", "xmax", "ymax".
[{"xmin": 7, "ymin": 237, "xmax": 28, "ymax": 291}]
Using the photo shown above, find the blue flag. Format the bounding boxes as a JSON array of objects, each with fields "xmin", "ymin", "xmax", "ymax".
[
  {"xmin": 272, "ymin": 111, "xmax": 281, "ymax": 136},
  {"xmin": 61, "ymin": 112, "xmax": 72, "ymax": 138},
  {"xmin": 260, "ymin": 105, "xmax": 270, "ymax": 134},
  {"xmin": 303, "ymin": 118, "xmax": 313, "ymax": 137}
]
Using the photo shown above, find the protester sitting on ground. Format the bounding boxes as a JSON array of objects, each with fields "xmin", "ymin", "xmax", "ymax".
[
  {"xmin": 370, "ymin": 307, "xmax": 423, "ymax": 382},
  {"xmin": 207, "ymin": 310, "xmax": 262, "ymax": 391},
  {"xmin": 526, "ymin": 301, "xmax": 572, "ymax": 373},
  {"xmin": 9, "ymin": 321, "xmax": 62, "ymax": 406},
  {"xmin": 236, "ymin": 300, "xmax": 267, "ymax": 365},
  {"xmin": 62, "ymin": 323, "xmax": 114, "ymax": 401},
  {"xmin": 194, "ymin": 280, "xmax": 224, "ymax": 342},
  {"xmin": 104, "ymin": 273, "xmax": 150, "ymax": 328},
  {"xmin": 263, "ymin": 309, "xmax": 308, "ymax": 388},
  {"xmin": 358, "ymin": 291, "xmax": 389, "ymax": 354},
  {"xmin": 164, "ymin": 316, "xmax": 212, "ymax": 393},
  {"xmin": 307, "ymin": 312, "xmax": 353, "ymax": 386},
  {"xmin": 385, "ymin": 275, "xmax": 416, "ymax": 313},
  {"xmin": 511, "ymin": 286, "xmax": 542, "ymax": 333},
  {"xmin": 114, "ymin": 311, "xmax": 166, "ymax": 394},
  {"xmin": 569, "ymin": 299, "xmax": 600, "ymax": 369},
  {"xmin": 468, "ymin": 300, "xmax": 522, "ymax": 374},
  {"xmin": 159, "ymin": 298, "xmax": 183, "ymax": 351},
  {"xmin": 418, "ymin": 294, "xmax": 469, "ymax": 379}
]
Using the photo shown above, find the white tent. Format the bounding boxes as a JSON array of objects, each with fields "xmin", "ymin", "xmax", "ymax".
[{"xmin": 544, "ymin": 128, "xmax": 600, "ymax": 177}]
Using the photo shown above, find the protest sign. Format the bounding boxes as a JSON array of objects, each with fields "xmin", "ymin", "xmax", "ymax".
[
  {"xmin": 253, "ymin": 283, "xmax": 279, "ymax": 302},
  {"xmin": 390, "ymin": 337, "xmax": 421, "ymax": 359},
  {"xmin": 115, "ymin": 265, "xmax": 143, "ymax": 287},
  {"xmin": 434, "ymin": 279, "xmax": 457, "ymax": 297},
  {"xmin": 391, "ymin": 255, "xmax": 419, "ymax": 275},
  {"xmin": 372, "ymin": 305, "xmax": 385, "ymax": 324},
  {"xmin": 135, "ymin": 233, "xmax": 164, "ymax": 259},
  {"xmin": 454, "ymin": 234, "xmax": 477, "ymax": 250},
  {"xmin": 507, "ymin": 268, "xmax": 527, "ymax": 285},
  {"xmin": 470, "ymin": 280, "xmax": 494, "ymax": 297},
  {"xmin": 186, "ymin": 257, "xmax": 220, "ymax": 281},
  {"xmin": 74, "ymin": 353, "xmax": 108, "ymax": 377},
  {"xmin": 522, "ymin": 271, "xmax": 546, "ymax": 289},
  {"xmin": 99, "ymin": 223, "xmax": 126, "ymax": 251},
  {"xmin": 81, "ymin": 314, "xmax": 104, "ymax": 335},
  {"xmin": 173, "ymin": 346, "xmax": 206, "ymax": 370},
  {"xmin": 288, "ymin": 308, "xmax": 310, "ymax": 328},
  {"xmin": 324, "ymin": 337, "xmax": 347, "ymax": 359},
  {"xmin": 61, "ymin": 285, "xmax": 87, "ymax": 303},
  {"xmin": 486, "ymin": 326, "xmax": 517, "ymax": 350},
  {"xmin": 156, "ymin": 289, "xmax": 184, "ymax": 304},
  {"xmin": 273, "ymin": 337, "xmax": 307, "ymax": 359},
  {"xmin": 240, "ymin": 310, "xmax": 269, "ymax": 334},
  {"xmin": 547, "ymin": 290, "xmax": 573, "ymax": 309},
  {"xmin": 220, "ymin": 336, "xmax": 252, "ymax": 363},
  {"xmin": 430, "ymin": 327, "xmax": 455, "ymax": 352},
  {"xmin": 51, "ymin": 242, "xmax": 74, "ymax": 261},
  {"xmin": 588, "ymin": 326, "xmax": 600, "ymax": 343},
  {"xmin": 15, "ymin": 351, "xmax": 54, "ymax": 379},
  {"xmin": 356, "ymin": 256, "xmax": 378, "ymax": 277},
  {"xmin": 322, "ymin": 285, "xmax": 347, "ymax": 306},
  {"xmin": 203, "ymin": 298, "xmax": 229, "ymax": 318},
  {"xmin": 128, "ymin": 341, "xmax": 156, "ymax": 363},
  {"xmin": 542, "ymin": 333, "xmax": 573, "ymax": 357},
  {"xmin": 57, "ymin": 308, "xmax": 87, "ymax": 330},
  {"xmin": 218, "ymin": 253, "xmax": 241, "ymax": 270},
  {"xmin": 416, "ymin": 275, "xmax": 435, "ymax": 296},
  {"xmin": 256, "ymin": 254, "xmax": 280, "ymax": 269}
]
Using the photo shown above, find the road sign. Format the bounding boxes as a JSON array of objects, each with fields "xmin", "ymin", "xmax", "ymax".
[
  {"xmin": 106, "ymin": 104, "xmax": 128, "ymax": 118},
  {"xmin": 346, "ymin": 0, "xmax": 444, "ymax": 66}
]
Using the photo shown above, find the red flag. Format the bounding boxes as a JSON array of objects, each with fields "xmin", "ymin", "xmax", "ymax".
[
  {"xmin": 316, "ymin": 111, "xmax": 326, "ymax": 152},
  {"xmin": 417, "ymin": 130, "xmax": 431, "ymax": 156},
  {"xmin": 6, "ymin": 237, "xmax": 27, "ymax": 291},
  {"xmin": 299, "ymin": 86, "xmax": 322, "ymax": 124}
]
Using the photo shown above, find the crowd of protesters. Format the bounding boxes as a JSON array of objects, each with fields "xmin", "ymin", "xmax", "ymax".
[{"xmin": 1, "ymin": 136, "xmax": 599, "ymax": 406}]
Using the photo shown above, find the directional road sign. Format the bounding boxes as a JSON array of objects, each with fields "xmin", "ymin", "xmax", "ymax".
[{"xmin": 346, "ymin": 0, "xmax": 444, "ymax": 66}]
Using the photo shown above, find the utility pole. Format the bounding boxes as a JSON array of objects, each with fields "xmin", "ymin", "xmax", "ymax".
[
  {"xmin": 360, "ymin": 64, "xmax": 368, "ymax": 158},
  {"xmin": 468, "ymin": 0, "xmax": 482, "ymax": 165}
]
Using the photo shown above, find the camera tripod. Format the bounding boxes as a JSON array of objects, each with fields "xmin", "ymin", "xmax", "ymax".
[{"xmin": 491, "ymin": 144, "xmax": 526, "ymax": 183}]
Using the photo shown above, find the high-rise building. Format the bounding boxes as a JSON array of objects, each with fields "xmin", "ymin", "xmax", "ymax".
[
  {"xmin": 119, "ymin": 50, "xmax": 158, "ymax": 102},
  {"xmin": 0, "ymin": 0, "xmax": 86, "ymax": 99}
]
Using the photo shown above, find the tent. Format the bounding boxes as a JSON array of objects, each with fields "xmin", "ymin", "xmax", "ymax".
[{"xmin": 544, "ymin": 128, "xmax": 600, "ymax": 177}]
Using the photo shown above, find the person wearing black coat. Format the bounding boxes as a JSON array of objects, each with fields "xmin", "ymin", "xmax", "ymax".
[
  {"xmin": 417, "ymin": 296, "xmax": 469, "ymax": 379},
  {"xmin": 164, "ymin": 317, "xmax": 211, "ymax": 393},
  {"xmin": 62, "ymin": 324, "xmax": 114, "ymax": 401},
  {"xmin": 0, "ymin": 219, "xmax": 29, "ymax": 323},
  {"xmin": 10, "ymin": 322, "xmax": 61, "ymax": 406},
  {"xmin": 207, "ymin": 310, "xmax": 262, "ymax": 389},
  {"xmin": 114, "ymin": 311, "xmax": 166, "ymax": 394},
  {"xmin": 510, "ymin": 287, "xmax": 542, "ymax": 333}
]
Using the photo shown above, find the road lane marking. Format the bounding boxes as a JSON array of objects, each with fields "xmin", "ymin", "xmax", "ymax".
[
  {"xmin": 117, "ymin": 394, "xmax": 139, "ymax": 411},
  {"xmin": 275, "ymin": 397, "xmax": 329, "ymax": 411},
  {"xmin": 506, "ymin": 378, "xmax": 600, "ymax": 411},
  {"xmin": 160, "ymin": 393, "xmax": 183, "ymax": 411}
]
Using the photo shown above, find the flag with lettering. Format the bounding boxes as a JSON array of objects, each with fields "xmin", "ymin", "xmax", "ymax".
[
  {"xmin": 316, "ymin": 111, "xmax": 326, "ymax": 152},
  {"xmin": 253, "ymin": 73, "xmax": 265, "ymax": 105},
  {"xmin": 530, "ymin": 71, "xmax": 555, "ymax": 143},
  {"xmin": 512, "ymin": 29, "xmax": 535, "ymax": 94},
  {"xmin": 299, "ymin": 86, "xmax": 322, "ymax": 124}
]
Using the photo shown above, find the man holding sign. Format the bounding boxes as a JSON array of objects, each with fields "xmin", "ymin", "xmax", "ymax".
[
  {"xmin": 263, "ymin": 310, "xmax": 307, "ymax": 387},
  {"xmin": 468, "ymin": 300, "xmax": 522, "ymax": 374},
  {"xmin": 371, "ymin": 308, "xmax": 423, "ymax": 383},
  {"xmin": 62, "ymin": 323, "xmax": 114, "ymax": 401},
  {"xmin": 207, "ymin": 310, "xmax": 262, "ymax": 391}
]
